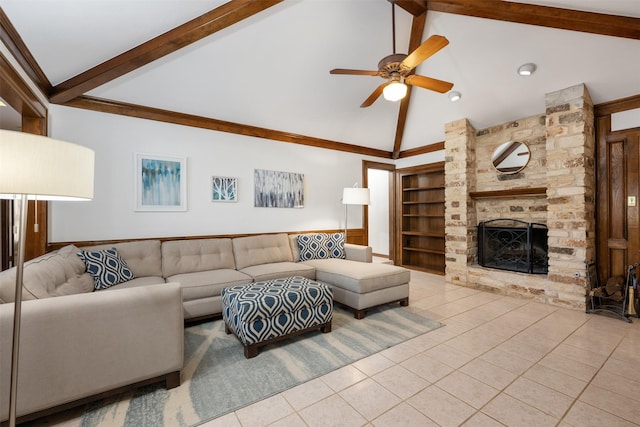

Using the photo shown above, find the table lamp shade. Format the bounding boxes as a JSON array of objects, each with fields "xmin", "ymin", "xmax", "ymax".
[
  {"xmin": 342, "ymin": 187, "xmax": 370, "ymax": 205},
  {"xmin": 0, "ymin": 130, "xmax": 94, "ymax": 200}
]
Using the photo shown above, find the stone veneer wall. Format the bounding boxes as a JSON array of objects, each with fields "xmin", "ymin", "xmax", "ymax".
[
  {"xmin": 545, "ymin": 84, "xmax": 596, "ymax": 307},
  {"xmin": 444, "ymin": 84, "xmax": 596, "ymax": 309},
  {"xmin": 475, "ymin": 114, "xmax": 547, "ymax": 224}
]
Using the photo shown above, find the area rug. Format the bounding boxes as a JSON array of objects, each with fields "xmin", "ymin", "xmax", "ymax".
[{"xmin": 79, "ymin": 305, "xmax": 443, "ymax": 427}]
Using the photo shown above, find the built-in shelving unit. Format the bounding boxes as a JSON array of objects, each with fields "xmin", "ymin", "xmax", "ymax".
[{"xmin": 396, "ymin": 162, "xmax": 445, "ymax": 275}]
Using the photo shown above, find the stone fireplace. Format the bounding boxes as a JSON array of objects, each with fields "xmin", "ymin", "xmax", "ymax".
[
  {"xmin": 444, "ymin": 84, "xmax": 595, "ymax": 309},
  {"xmin": 477, "ymin": 219, "xmax": 548, "ymax": 274}
]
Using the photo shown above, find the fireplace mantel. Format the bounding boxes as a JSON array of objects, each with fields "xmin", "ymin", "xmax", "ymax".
[{"xmin": 469, "ymin": 187, "xmax": 547, "ymax": 200}]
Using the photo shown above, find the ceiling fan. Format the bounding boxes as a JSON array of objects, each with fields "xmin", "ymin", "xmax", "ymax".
[{"xmin": 330, "ymin": 3, "xmax": 454, "ymax": 108}]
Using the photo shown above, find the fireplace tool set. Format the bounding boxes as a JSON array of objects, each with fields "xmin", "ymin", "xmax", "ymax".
[{"xmin": 587, "ymin": 261, "xmax": 639, "ymax": 323}]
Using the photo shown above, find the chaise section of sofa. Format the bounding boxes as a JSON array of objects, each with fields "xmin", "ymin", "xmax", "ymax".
[
  {"xmin": 290, "ymin": 233, "xmax": 410, "ymax": 318},
  {"xmin": 0, "ymin": 282, "xmax": 184, "ymax": 424},
  {"xmin": 161, "ymin": 238, "xmax": 253, "ymax": 320}
]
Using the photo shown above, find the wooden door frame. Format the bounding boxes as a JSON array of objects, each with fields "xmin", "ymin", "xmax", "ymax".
[
  {"xmin": 362, "ymin": 160, "xmax": 396, "ymax": 260},
  {"xmin": 0, "ymin": 52, "xmax": 48, "ymax": 261},
  {"xmin": 595, "ymin": 93, "xmax": 640, "ymax": 281}
]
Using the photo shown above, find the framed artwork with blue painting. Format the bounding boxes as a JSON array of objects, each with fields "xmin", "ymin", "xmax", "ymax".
[
  {"xmin": 212, "ymin": 176, "xmax": 238, "ymax": 202},
  {"xmin": 135, "ymin": 153, "xmax": 187, "ymax": 211}
]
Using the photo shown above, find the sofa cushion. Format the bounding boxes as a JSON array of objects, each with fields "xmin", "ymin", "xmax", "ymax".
[
  {"xmin": 297, "ymin": 233, "xmax": 345, "ymax": 261},
  {"xmin": 165, "ymin": 269, "xmax": 253, "ymax": 301},
  {"xmin": 107, "ymin": 276, "xmax": 167, "ymax": 290},
  {"xmin": 232, "ymin": 233, "xmax": 293, "ymax": 270},
  {"xmin": 162, "ymin": 238, "xmax": 236, "ymax": 278},
  {"xmin": 0, "ymin": 245, "xmax": 93, "ymax": 302},
  {"xmin": 82, "ymin": 240, "xmax": 162, "ymax": 278},
  {"xmin": 238, "ymin": 261, "xmax": 316, "ymax": 282},
  {"xmin": 301, "ymin": 259, "xmax": 410, "ymax": 294},
  {"xmin": 78, "ymin": 248, "xmax": 136, "ymax": 290}
]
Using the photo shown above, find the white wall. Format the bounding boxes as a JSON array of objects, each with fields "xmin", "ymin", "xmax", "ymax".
[{"xmin": 48, "ymin": 105, "xmax": 372, "ymax": 242}]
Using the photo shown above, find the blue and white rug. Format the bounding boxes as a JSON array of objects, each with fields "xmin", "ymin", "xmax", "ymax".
[{"xmin": 79, "ymin": 305, "xmax": 443, "ymax": 427}]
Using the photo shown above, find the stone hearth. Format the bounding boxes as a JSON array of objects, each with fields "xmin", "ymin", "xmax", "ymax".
[{"xmin": 444, "ymin": 84, "xmax": 596, "ymax": 309}]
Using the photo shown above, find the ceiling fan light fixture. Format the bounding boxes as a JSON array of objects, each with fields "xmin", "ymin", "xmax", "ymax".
[
  {"xmin": 383, "ymin": 81, "xmax": 407, "ymax": 102},
  {"xmin": 518, "ymin": 63, "xmax": 537, "ymax": 76},
  {"xmin": 448, "ymin": 91, "xmax": 461, "ymax": 102}
]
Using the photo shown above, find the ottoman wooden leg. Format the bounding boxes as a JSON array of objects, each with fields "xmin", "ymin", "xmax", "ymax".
[
  {"xmin": 244, "ymin": 344, "xmax": 259, "ymax": 359},
  {"xmin": 320, "ymin": 321, "xmax": 332, "ymax": 333},
  {"xmin": 224, "ymin": 323, "xmax": 232, "ymax": 334},
  {"xmin": 353, "ymin": 309, "xmax": 366, "ymax": 319},
  {"xmin": 399, "ymin": 297, "xmax": 409, "ymax": 307}
]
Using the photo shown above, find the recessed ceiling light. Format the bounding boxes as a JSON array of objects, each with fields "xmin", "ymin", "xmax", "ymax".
[
  {"xmin": 448, "ymin": 91, "xmax": 462, "ymax": 102},
  {"xmin": 518, "ymin": 63, "xmax": 537, "ymax": 76}
]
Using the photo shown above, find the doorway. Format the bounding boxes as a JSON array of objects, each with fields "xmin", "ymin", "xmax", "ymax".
[{"xmin": 363, "ymin": 161, "xmax": 395, "ymax": 262}]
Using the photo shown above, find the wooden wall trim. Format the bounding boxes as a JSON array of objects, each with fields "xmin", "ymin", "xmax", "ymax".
[
  {"xmin": 0, "ymin": 52, "xmax": 47, "ymax": 118},
  {"xmin": 426, "ymin": 0, "xmax": 640, "ymax": 40},
  {"xmin": 63, "ymin": 95, "xmax": 394, "ymax": 158},
  {"xmin": 48, "ymin": 228, "xmax": 366, "ymax": 252},
  {"xmin": 595, "ymin": 93, "xmax": 640, "ymax": 117},
  {"xmin": 396, "ymin": 160, "xmax": 445, "ymax": 175}
]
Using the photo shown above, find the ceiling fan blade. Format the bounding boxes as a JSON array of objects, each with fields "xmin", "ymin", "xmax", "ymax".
[
  {"xmin": 405, "ymin": 74, "xmax": 453, "ymax": 93},
  {"xmin": 360, "ymin": 83, "xmax": 388, "ymax": 108},
  {"xmin": 330, "ymin": 68, "xmax": 380, "ymax": 76},
  {"xmin": 401, "ymin": 35, "xmax": 449, "ymax": 70}
]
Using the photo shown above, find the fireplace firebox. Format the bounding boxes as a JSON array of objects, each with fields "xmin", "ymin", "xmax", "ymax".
[{"xmin": 478, "ymin": 219, "xmax": 548, "ymax": 274}]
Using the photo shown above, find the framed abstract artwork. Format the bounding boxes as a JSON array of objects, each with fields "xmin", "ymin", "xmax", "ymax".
[
  {"xmin": 254, "ymin": 169, "xmax": 304, "ymax": 208},
  {"xmin": 212, "ymin": 176, "xmax": 238, "ymax": 202},
  {"xmin": 134, "ymin": 153, "xmax": 187, "ymax": 211}
]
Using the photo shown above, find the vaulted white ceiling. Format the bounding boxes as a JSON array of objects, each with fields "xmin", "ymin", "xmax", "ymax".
[{"xmin": 1, "ymin": 0, "xmax": 638, "ymax": 155}]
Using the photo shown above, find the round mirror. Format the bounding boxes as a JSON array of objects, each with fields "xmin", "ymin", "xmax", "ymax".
[{"xmin": 491, "ymin": 141, "xmax": 531, "ymax": 174}]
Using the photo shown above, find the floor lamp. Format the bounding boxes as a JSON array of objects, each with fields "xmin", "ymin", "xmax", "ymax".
[
  {"xmin": 0, "ymin": 130, "xmax": 94, "ymax": 427},
  {"xmin": 342, "ymin": 186, "xmax": 370, "ymax": 241}
]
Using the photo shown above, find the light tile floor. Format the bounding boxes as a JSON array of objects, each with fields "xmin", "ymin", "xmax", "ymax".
[
  {"xmin": 201, "ymin": 269, "xmax": 640, "ymax": 427},
  {"xmin": 23, "ymin": 268, "xmax": 640, "ymax": 427}
]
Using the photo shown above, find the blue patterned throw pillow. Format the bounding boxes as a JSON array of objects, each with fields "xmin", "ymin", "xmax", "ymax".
[
  {"xmin": 77, "ymin": 248, "xmax": 135, "ymax": 290},
  {"xmin": 326, "ymin": 232, "xmax": 346, "ymax": 259},
  {"xmin": 298, "ymin": 233, "xmax": 345, "ymax": 261}
]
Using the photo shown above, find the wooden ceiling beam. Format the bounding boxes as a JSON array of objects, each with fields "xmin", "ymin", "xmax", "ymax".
[
  {"xmin": 426, "ymin": 0, "xmax": 640, "ymax": 40},
  {"xmin": 389, "ymin": 0, "xmax": 427, "ymax": 17},
  {"xmin": 65, "ymin": 96, "xmax": 394, "ymax": 159},
  {"xmin": 49, "ymin": 0, "xmax": 284, "ymax": 104},
  {"xmin": 392, "ymin": 12, "xmax": 427, "ymax": 159}
]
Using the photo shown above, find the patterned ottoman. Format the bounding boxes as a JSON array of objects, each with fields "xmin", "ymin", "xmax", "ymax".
[{"xmin": 222, "ymin": 276, "xmax": 333, "ymax": 358}]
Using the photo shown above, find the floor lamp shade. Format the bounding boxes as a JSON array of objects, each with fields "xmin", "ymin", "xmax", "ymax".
[
  {"xmin": 342, "ymin": 187, "xmax": 370, "ymax": 206},
  {"xmin": 342, "ymin": 187, "xmax": 370, "ymax": 242},
  {"xmin": 0, "ymin": 130, "xmax": 94, "ymax": 427},
  {"xmin": 0, "ymin": 130, "xmax": 95, "ymax": 200}
]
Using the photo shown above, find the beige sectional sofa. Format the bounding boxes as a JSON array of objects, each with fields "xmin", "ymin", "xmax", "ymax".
[{"xmin": 0, "ymin": 231, "xmax": 409, "ymax": 423}]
